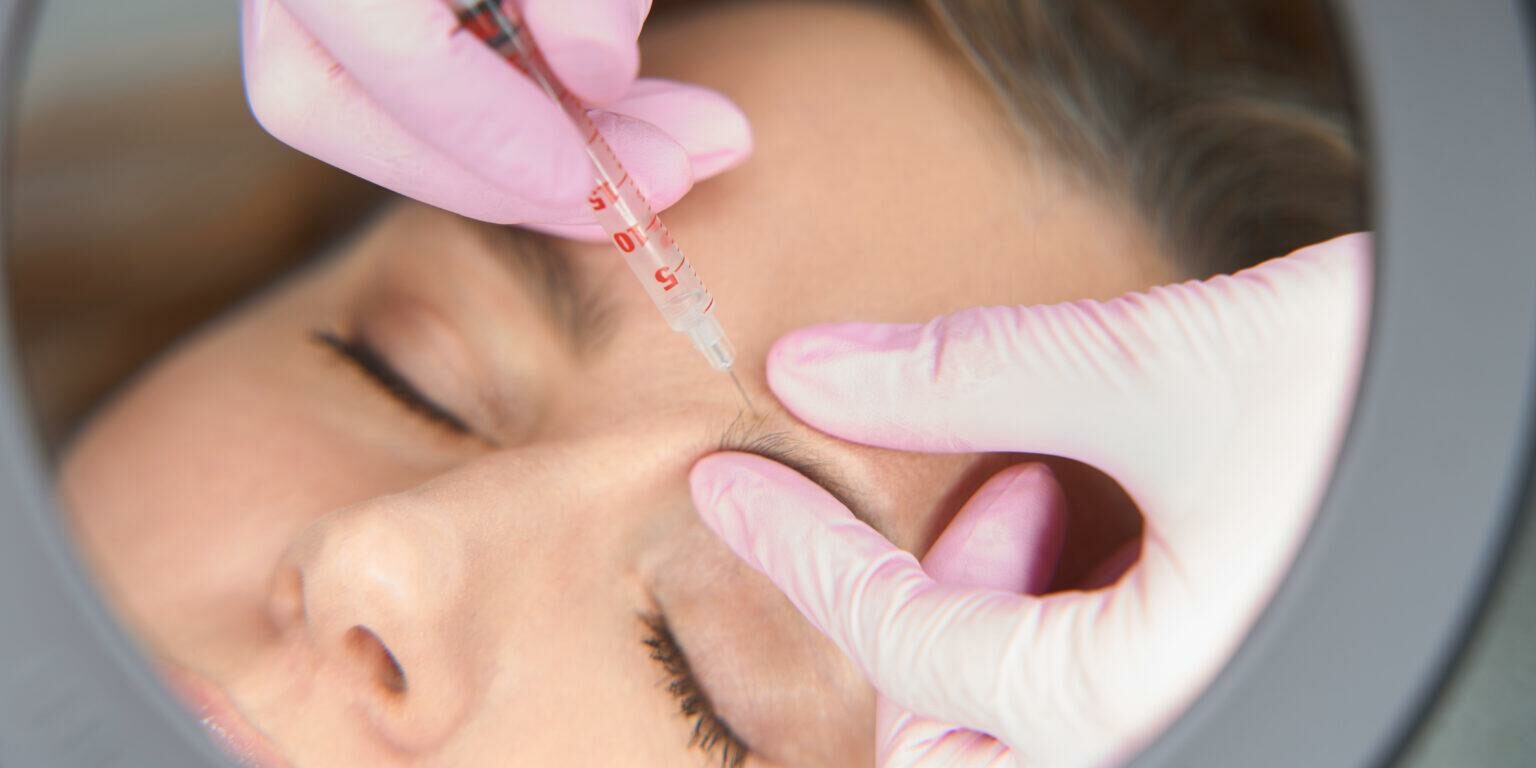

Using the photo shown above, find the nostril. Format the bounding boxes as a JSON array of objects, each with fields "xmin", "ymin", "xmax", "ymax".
[{"xmin": 344, "ymin": 626, "xmax": 408, "ymax": 695}]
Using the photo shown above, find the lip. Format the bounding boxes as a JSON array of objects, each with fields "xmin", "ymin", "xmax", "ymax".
[{"xmin": 159, "ymin": 664, "xmax": 295, "ymax": 768}]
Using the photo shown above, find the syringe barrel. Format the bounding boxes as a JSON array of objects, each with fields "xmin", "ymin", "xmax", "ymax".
[
  {"xmin": 452, "ymin": 0, "xmax": 734, "ymax": 369},
  {"xmin": 583, "ymin": 137, "xmax": 717, "ymax": 332}
]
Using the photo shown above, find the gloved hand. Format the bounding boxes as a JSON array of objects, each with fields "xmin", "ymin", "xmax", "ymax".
[
  {"xmin": 241, "ymin": 0, "xmax": 752, "ymax": 237},
  {"xmin": 690, "ymin": 233, "xmax": 1372, "ymax": 767}
]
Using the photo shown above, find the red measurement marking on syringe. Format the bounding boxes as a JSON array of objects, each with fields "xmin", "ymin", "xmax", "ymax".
[
  {"xmin": 654, "ymin": 266, "xmax": 679, "ymax": 291},
  {"xmin": 588, "ymin": 181, "xmax": 616, "ymax": 212},
  {"xmin": 613, "ymin": 224, "xmax": 648, "ymax": 253}
]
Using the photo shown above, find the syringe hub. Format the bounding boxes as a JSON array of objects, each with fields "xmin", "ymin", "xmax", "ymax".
[{"xmin": 684, "ymin": 314, "xmax": 737, "ymax": 371}]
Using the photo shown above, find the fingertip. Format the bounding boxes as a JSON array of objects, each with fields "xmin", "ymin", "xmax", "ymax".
[
  {"xmin": 606, "ymin": 79, "xmax": 753, "ymax": 179},
  {"xmin": 685, "ymin": 97, "xmax": 753, "ymax": 178},
  {"xmin": 687, "ymin": 451, "xmax": 746, "ymax": 514},
  {"xmin": 765, "ymin": 322, "xmax": 925, "ymax": 439},
  {"xmin": 689, "ymin": 452, "xmax": 836, "ymax": 565},
  {"xmin": 924, "ymin": 463, "xmax": 1066, "ymax": 594},
  {"xmin": 523, "ymin": 0, "xmax": 645, "ymax": 104},
  {"xmin": 770, "ymin": 322, "xmax": 923, "ymax": 367},
  {"xmin": 591, "ymin": 110, "xmax": 694, "ymax": 210},
  {"xmin": 542, "ymin": 37, "xmax": 638, "ymax": 104},
  {"xmin": 997, "ymin": 462, "xmax": 1066, "ymax": 510},
  {"xmin": 688, "ymin": 451, "xmax": 823, "ymax": 512}
]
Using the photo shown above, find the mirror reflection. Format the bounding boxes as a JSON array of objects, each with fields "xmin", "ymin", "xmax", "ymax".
[{"xmin": 15, "ymin": 1, "xmax": 1368, "ymax": 766}]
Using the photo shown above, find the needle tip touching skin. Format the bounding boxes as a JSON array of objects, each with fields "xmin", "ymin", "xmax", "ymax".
[{"xmin": 727, "ymin": 369, "xmax": 758, "ymax": 417}]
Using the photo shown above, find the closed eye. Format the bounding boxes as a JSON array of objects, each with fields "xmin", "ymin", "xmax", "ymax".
[
  {"xmin": 313, "ymin": 329, "xmax": 473, "ymax": 436},
  {"xmin": 641, "ymin": 612, "xmax": 749, "ymax": 768}
]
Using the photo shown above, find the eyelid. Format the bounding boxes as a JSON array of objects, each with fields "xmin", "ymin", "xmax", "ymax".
[
  {"xmin": 357, "ymin": 300, "xmax": 507, "ymax": 432},
  {"xmin": 314, "ymin": 330, "xmax": 475, "ymax": 436},
  {"xmin": 640, "ymin": 612, "xmax": 750, "ymax": 767}
]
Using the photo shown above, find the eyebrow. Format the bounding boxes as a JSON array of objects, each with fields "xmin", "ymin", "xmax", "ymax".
[
  {"xmin": 716, "ymin": 418, "xmax": 893, "ymax": 542},
  {"xmin": 466, "ymin": 222, "xmax": 617, "ymax": 354}
]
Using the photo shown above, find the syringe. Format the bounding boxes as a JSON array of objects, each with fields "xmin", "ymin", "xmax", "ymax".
[{"xmin": 448, "ymin": 0, "xmax": 756, "ymax": 412}]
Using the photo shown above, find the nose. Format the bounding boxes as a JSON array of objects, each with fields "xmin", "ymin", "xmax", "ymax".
[{"xmin": 269, "ymin": 501, "xmax": 471, "ymax": 750}]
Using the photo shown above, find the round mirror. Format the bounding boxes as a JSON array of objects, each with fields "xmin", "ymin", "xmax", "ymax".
[{"xmin": 2, "ymin": 2, "xmax": 1532, "ymax": 767}]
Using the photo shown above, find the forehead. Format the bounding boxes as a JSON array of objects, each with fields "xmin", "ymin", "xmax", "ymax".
[
  {"xmin": 522, "ymin": 3, "xmax": 1166, "ymax": 549},
  {"xmin": 514, "ymin": 4, "xmax": 1112, "ymax": 549},
  {"xmin": 635, "ymin": 3, "xmax": 1054, "ymax": 337},
  {"xmin": 631, "ymin": 3, "xmax": 1167, "ymax": 345}
]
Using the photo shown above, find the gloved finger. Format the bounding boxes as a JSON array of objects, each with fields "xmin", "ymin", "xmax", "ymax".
[
  {"xmin": 603, "ymin": 78, "xmax": 753, "ymax": 180},
  {"xmin": 513, "ymin": 79, "xmax": 750, "ymax": 238},
  {"xmin": 878, "ymin": 709, "xmax": 1015, "ymax": 768},
  {"xmin": 691, "ymin": 452, "xmax": 1112, "ymax": 748},
  {"xmin": 522, "ymin": 0, "xmax": 651, "ymax": 105},
  {"xmin": 765, "ymin": 234, "xmax": 1372, "ymax": 497},
  {"xmin": 877, "ymin": 463, "xmax": 1065, "ymax": 768},
  {"xmin": 261, "ymin": 0, "xmax": 591, "ymax": 211},
  {"xmin": 243, "ymin": 0, "xmax": 566, "ymax": 225},
  {"xmin": 920, "ymin": 462, "xmax": 1065, "ymax": 593},
  {"xmin": 430, "ymin": 104, "xmax": 693, "ymax": 239},
  {"xmin": 244, "ymin": 4, "xmax": 722, "ymax": 231}
]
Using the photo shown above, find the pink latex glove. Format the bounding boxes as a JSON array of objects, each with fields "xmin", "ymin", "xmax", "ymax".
[
  {"xmin": 241, "ymin": 0, "xmax": 752, "ymax": 238},
  {"xmin": 690, "ymin": 233, "xmax": 1372, "ymax": 767}
]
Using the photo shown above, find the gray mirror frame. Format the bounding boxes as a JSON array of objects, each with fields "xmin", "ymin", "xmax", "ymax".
[
  {"xmin": 0, "ymin": 1, "xmax": 1532, "ymax": 766},
  {"xmin": 1129, "ymin": 1, "xmax": 1536, "ymax": 766},
  {"xmin": 0, "ymin": 4, "xmax": 240, "ymax": 765}
]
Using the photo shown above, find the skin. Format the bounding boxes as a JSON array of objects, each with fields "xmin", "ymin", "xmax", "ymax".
[{"xmin": 59, "ymin": 3, "xmax": 1172, "ymax": 767}]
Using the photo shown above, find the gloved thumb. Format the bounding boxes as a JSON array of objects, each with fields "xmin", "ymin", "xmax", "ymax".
[
  {"xmin": 877, "ymin": 463, "xmax": 1066, "ymax": 768},
  {"xmin": 689, "ymin": 452, "xmax": 1079, "ymax": 752},
  {"xmin": 920, "ymin": 462, "xmax": 1065, "ymax": 593},
  {"xmin": 522, "ymin": 0, "xmax": 651, "ymax": 104}
]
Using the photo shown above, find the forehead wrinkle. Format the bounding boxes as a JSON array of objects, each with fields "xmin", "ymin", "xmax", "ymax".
[
  {"xmin": 715, "ymin": 414, "xmax": 890, "ymax": 541},
  {"xmin": 467, "ymin": 222, "xmax": 619, "ymax": 355}
]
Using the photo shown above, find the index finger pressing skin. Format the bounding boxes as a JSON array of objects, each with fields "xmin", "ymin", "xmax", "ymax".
[
  {"xmin": 689, "ymin": 452, "xmax": 1100, "ymax": 749},
  {"xmin": 763, "ymin": 235, "xmax": 1372, "ymax": 507}
]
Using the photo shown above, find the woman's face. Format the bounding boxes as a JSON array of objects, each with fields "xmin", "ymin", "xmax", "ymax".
[{"xmin": 60, "ymin": 3, "xmax": 1169, "ymax": 766}]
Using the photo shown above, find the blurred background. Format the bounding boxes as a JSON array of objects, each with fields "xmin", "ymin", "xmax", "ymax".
[
  {"xmin": 5, "ymin": 3, "xmax": 1532, "ymax": 765},
  {"xmin": 10, "ymin": 1, "xmax": 383, "ymax": 453}
]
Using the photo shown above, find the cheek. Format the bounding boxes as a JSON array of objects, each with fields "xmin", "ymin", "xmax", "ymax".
[{"xmin": 56, "ymin": 337, "xmax": 408, "ymax": 642}]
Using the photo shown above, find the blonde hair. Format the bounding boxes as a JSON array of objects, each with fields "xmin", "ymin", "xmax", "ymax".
[{"xmin": 923, "ymin": 0, "xmax": 1364, "ymax": 277}]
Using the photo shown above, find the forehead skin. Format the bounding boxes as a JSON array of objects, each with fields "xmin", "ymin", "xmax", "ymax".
[
  {"xmin": 637, "ymin": 1, "xmax": 1169, "ymax": 334},
  {"xmin": 578, "ymin": 1, "xmax": 1170, "ymax": 551},
  {"xmin": 56, "ymin": 3, "xmax": 1171, "ymax": 768}
]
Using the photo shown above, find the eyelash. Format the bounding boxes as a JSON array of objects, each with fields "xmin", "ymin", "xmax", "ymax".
[
  {"xmin": 313, "ymin": 330, "xmax": 473, "ymax": 435},
  {"xmin": 641, "ymin": 613, "xmax": 749, "ymax": 768}
]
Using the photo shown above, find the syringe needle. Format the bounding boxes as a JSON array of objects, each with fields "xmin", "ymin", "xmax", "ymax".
[{"xmin": 727, "ymin": 368, "xmax": 759, "ymax": 417}]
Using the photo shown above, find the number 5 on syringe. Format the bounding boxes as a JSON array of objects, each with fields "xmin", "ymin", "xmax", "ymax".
[{"xmin": 587, "ymin": 181, "xmax": 616, "ymax": 212}]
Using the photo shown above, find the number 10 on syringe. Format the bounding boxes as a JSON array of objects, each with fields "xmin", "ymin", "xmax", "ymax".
[{"xmin": 583, "ymin": 140, "xmax": 733, "ymax": 371}]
